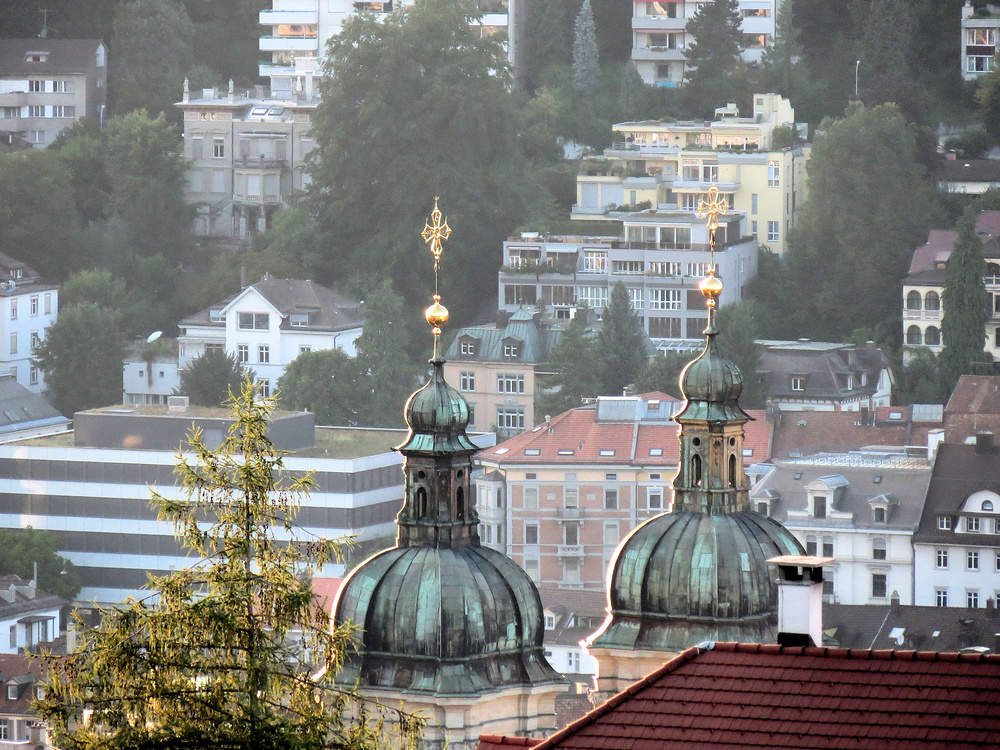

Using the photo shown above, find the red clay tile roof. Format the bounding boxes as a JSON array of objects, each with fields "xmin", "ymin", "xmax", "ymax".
[
  {"xmin": 478, "ymin": 735, "xmax": 543, "ymax": 750},
  {"xmin": 945, "ymin": 375, "xmax": 1000, "ymax": 415},
  {"xmin": 528, "ymin": 642, "xmax": 1000, "ymax": 750},
  {"xmin": 908, "ymin": 230, "xmax": 957, "ymax": 274},
  {"xmin": 770, "ymin": 410, "xmax": 913, "ymax": 459}
]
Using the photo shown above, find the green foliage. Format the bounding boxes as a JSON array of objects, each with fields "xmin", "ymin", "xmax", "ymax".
[
  {"xmin": 37, "ymin": 382, "xmax": 421, "ymax": 750},
  {"xmin": 758, "ymin": 0, "xmax": 806, "ymax": 102},
  {"xmin": 944, "ymin": 125, "xmax": 991, "ymax": 158},
  {"xmin": 977, "ymin": 68, "xmax": 1000, "ymax": 144},
  {"xmin": 50, "ymin": 117, "xmax": 111, "ymax": 226},
  {"xmin": 110, "ymin": 0, "xmax": 194, "ymax": 119},
  {"xmin": 32, "ymin": 302, "xmax": 127, "ymax": 416},
  {"xmin": 683, "ymin": 0, "xmax": 744, "ymax": 118},
  {"xmin": 714, "ymin": 300, "xmax": 766, "ymax": 409},
  {"xmin": 778, "ymin": 102, "xmax": 933, "ymax": 342},
  {"xmin": 634, "ymin": 352, "xmax": 688, "ymax": 400},
  {"xmin": 104, "ymin": 111, "xmax": 192, "ymax": 262},
  {"xmin": 61, "ymin": 269, "xmax": 129, "ymax": 309},
  {"xmin": 896, "ymin": 348, "xmax": 946, "ymax": 405},
  {"xmin": 572, "ymin": 0, "xmax": 600, "ymax": 95},
  {"xmin": 598, "ymin": 282, "xmax": 649, "ymax": 394},
  {"xmin": 771, "ymin": 125, "xmax": 797, "ymax": 149},
  {"xmin": 307, "ymin": 0, "xmax": 551, "ymax": 320},
  {"xmin": 177, "ymin": 350, "xmax": 248, "ymax": 407},
  {"xmin": 251, "ymin": 208, "xmax": 328, "ymax": 281},
  {"xmin": 537, "ymin": 310, "xmax": 601, "ymax": 416},
  {"xmin": 0, "ymin": 150, "xmax": 83, "ymax": 279},
  {"xmin": 354, "ymin": 281, "xmax": 419, "ymax": 428},
  {"xmin": 277, "ymin": 350, "xmax": 362, "ymax": 426},
  {"xmin": 0, "ymin": 527, "xmax": 81, "ymax": 602},
  {"xmin": 939, "ymin": 208, "xmax": 992, "ymax": 393}
]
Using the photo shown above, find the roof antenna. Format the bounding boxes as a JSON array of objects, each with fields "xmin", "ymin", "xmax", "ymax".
[{"xmin": 39, "ymin": 9, "xmax": 55, "ymax": 38}]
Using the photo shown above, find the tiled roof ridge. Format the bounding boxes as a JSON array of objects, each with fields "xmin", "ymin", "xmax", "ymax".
[
  {"xmin": 713, "ymin": 640, "xmax": 1000, "ymax": 663},
  {"xmin": 478, "ymin": 735, "xmax": 543, "ymax": 747}
]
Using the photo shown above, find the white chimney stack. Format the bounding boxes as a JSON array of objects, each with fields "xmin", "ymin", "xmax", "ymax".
[{"xmin": 768, "ymin": 555, "xmax": 833, "ymax": 648}]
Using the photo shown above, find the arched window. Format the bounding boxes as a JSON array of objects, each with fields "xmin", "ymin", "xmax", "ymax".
[
  {"xmin": 925, "ymin": 326, "xmax": 940, "ymax": 346},
  {"xmin": 728, "ymin": 454, "xmax": 737, "ymax": 488},
  {"xmin": 906, "ymin": 325, "xmax": 922, "ymax": 345},
  {"xmin": 416, "ymin": 487, "xmax": 428, "ymax": 518},
  {"xmin": 925, "ymin": 291, "xmax": 940, "ymax": 310},
  {"xmin": 691, "ymin": 454, "xmax": 703, "ymax": 487},
  {"xmin": 983, "ymin": 500, "xmax": 994, "ymax": 512},
  {"xmin": 456, "ymin": 486, "xmax": 465, "ymax": 519},
  {"xmin": 906, "ymin": 290, "xmax": 922, "ymax": 310}
]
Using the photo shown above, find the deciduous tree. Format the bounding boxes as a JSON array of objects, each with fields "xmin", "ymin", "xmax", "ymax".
[
  {"xmin": 276, "ymin": 349, "xmax": 361, "ymax": 426},
  {"xmin": 37, "ymin": 382, "xmax": 421, "ymax": 750},
  {"xmin": 177, "ymin": 349, "xmax": 248, "ymax": 407},
  {"xmin": 0, "ymin": 527, "xmax": 81, "ymax": 602}
]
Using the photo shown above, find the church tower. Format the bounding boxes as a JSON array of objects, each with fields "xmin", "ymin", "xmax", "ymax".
[
  {"xmin": 332, "ymin": 201, "xmax": 563, "ymax": 749},
  {"xmin": 585, "ymin": 187, "xmax": 804, "ymax": 695}
]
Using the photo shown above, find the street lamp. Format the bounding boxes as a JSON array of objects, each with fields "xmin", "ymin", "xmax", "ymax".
[{"xmin": 855, "ymin": 60, "xmax": 861, "ymax": 98}]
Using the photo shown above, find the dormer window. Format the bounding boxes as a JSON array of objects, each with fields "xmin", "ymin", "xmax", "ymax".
[
  {"xmin": 967, "ymin": 516, "xmax": 981, "ymax": 533},
  {"xmin": 503, "ymin": 343, "xmax": 520, "ymax": 359},
  {"xmin": 873, "ymin": 506, "xmax": 885, "ymax": 523},
  {"xmin": 861, "ymin": 372, "xmax": 869, "ymax": 386},
  {"xmin": 460, "ymin": 339, "xmax": 477, "ymax": 357},
  {"xmin": 938, "ymin": 516, "xmax": 952, "ymax": 531},
  {"xmin": 289, "ymin": 312, "xmax": 310, "ymax": 327},
  {"xmin": 984, "ymin": 500, "xmax": 994, "ymax": 512},
  {"xmin": 25, "ymin": 52, "xmax": 48, "ymax": 63},
  {"xmin": 209, "ymin": 308, "xmax": 225, "ymax": 323},
  {"xmin": 6, "ymin": 685, "xmax": 16, "ymax": 700},
  {"xmin": 756, "ymin": 500, "xmax": 770, "ymax": 516},
  {"xmin": 791, "ymin": 375, "xmax": 805, "ymax": 391},
  {"xmin": 846, "ymin": 375, "xmax": 854, "ymax": 390},
  {"xmin": 544, "ymin": 613, "xmax": 555, "ymax": 630},
  {"xmin": 813, "ymin": 496, "xmax": 827, "ymax": 518}
]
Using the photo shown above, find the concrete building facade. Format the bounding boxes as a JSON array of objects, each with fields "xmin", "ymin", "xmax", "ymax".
[
  {"xmin": 961, "ymin": 2, "xmax": 1000, "ymax": 81},
  {"xmin": 0, "ymin": 255, "xmax": 58, "ymax": 395}
]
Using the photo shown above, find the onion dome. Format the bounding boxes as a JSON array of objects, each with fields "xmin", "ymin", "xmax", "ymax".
[
  {"xmin": 398, "ymin": 358, "xmax": 477, "ymax": 455},
  {"xmin": 590, "ymin": 510, "xmax": 803, "ymax": 651},
  {"xmin": 675, "ymin": 325, "xmax": 749, "ymax": 424},
  {"xmin": 333, "ymin": 543, "xmax": 560, "ymax": 694}
]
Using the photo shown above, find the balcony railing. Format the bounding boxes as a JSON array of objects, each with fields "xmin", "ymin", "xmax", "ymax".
[
  {"xmin": 902, "ymin": 309, "xmax": 941, "ymax": 320},
  {"xmin": 233, "ymin": 192, "xmax": 284, "ymax": 205},
  {"xmin": 557, "ymin": 508, "xmax": 582, "ymax": 520},
  {"xmin": 235, "ymin": 157, "xmax": 288, "ymax": 169},
  {"xmin": 557, "ymin": 544, "xmax": 584, "ymax": 557}
]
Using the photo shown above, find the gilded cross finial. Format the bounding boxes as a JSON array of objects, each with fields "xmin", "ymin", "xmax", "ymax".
[
  {"xmin": 422, "ymin": 197, "xmax": 451, "ymax": 359},
  {"xmin": 696, "ymin": 184, "xmax": 727, "ymax": 313}
]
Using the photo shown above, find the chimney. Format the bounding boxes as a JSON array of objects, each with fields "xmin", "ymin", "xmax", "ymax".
[
  {"xmin": 769, "ymin": 555, "xmax": 832, "ymax": 648},
  {"xmin": 168, "ymin": 396, "xmax": 190, "ymax": 413},
  {"xmin": 66, "ymin": 620, "xmax": 77, "ymax": 653},
  {"xmin": 890, "ymin": 590, "xmax": 900, "ymax": 611},
  {"xmin": 976, "ymin": 432, "xmax": 995, "ymax": 454}
]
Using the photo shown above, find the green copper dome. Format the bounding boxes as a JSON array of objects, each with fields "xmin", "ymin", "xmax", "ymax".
[
  {"xmin": 333, "ymin": 544, "xmax": 561, "ymax": 695},
  {"xmin": 397, "ymin": 359, "xmax": 477, "ymax": 455},
  {"xmin": 591, "ymin": 511, "xmax": 804, "ymax": 652},
  {"xmin": 675, "ymin": 328, "xmax": 749, "ymax": 423}
]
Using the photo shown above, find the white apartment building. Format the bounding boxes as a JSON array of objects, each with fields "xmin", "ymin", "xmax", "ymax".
[
  {"xmin": 574, "ymin": 94, "xmax": 808, "ymax": 256},
  {"xmin": 753, "ymin": 451, "xmax": 932, "ymax": 606},
  {"xmin": 259, "ymin": 0, "xmax": 521, "ymax": 96},
  {"xmin": 498, "ymin": 209, "xmax": 756, "ymax": 348},
  {"xmin": 0, "ymin": 39, "xmax": 107, "ymax": 148},
  {"xmin": 0, "ymin": 255, "xmax": 58, "ymax": 395},
  {"xmin": 176, "ymin": 276, "xmax": 364, "ymax": 400},
  {"xmin": 961, "ymin": 2, "xmax": 1000, "ymax": 81},
  {"xmin": 631, "ymin": 0, "xmax": 785, "ymax": 87}
]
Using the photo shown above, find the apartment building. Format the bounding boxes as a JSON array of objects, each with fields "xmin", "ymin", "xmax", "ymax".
[
  {"xmin": 573, "ymin": 94, "xmax": 807, "ymax": 256},
  {"xmin": 0, "ymin": 39, "xmax": 107, "ymax": 148},
  {"xmin": 176, "ymin": 82, "xmax": 317, "ymax": 239},
  {"xmin": 631, "ymin": 1, "xmax": 784, "ymax": 87},
  {"xmin": 499, "ymin": 209, "xmax": 756, "ymax": 349},
  {"xmin": 961, "ymin": 1, "xmax": 1000, "ymax": 81},
  {"xmin": 259, "ymin": 0, "xmax": 521, "ymax": 95},
  {"xmin": 752, "ymin": 451, "xmax": 931, "ymax": 606},
  {"xmin": 474, "ymin": 393, "xmax": 771, "ymax": 589},
  {"xmin": 0, "ymin": 255, "xmax": 58, "ymax": 395},
  {"xmin": 902, "ymin": 211, "xmax": 1000, "ymax": 362}
]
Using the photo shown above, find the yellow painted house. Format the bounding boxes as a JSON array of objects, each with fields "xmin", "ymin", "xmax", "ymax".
[{"xmin": 573, "ymin": 94, "xmax": 809, "ymax": 256}]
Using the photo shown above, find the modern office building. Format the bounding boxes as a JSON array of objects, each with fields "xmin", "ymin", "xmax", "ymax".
[{"xmin": 0, "ymin": 39, "xmax": 107, "ymax": 148}]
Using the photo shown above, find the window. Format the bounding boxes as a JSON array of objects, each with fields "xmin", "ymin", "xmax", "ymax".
[
  {"xmin": 906, "ymin": 290, "xmax": 922, "ymax": 310},
  {"xmin": 497, "ymin": 406, "xmax": 525, "ymax": 431},
  {"xmin": 969, "ymin": 28, "xmax": 996, "ymax": 45},
  {"xmin": 612, "ymin": 260, "xmax": 644, "ymax": 275},
  {"xmin": 28, "ymin": 331, "xmax": 39, "ymax": 351},
  {"xmin": 872, "ymin": 538, "xmax": 887, "ymax": 560},
  {"xmin": 257, "ymin": 378, "xmax": 270, "ymax": 398},
  {"xmin": 52, "ymin": 80, "xmax": 73, "ymax": 93},
  {"xmin": 967, "ymin": 516, "xmax": 981, "ymax": 533},
  {"xmin": 525, "ymin": 523, "xmax": 539, "ymax": 545},
  {"xmin": 502, "ymin": 343, "xmax": 520, "ymax": 359},
  {"xmin": 984, "ymin": 500, "xmax": 994, "ymax": 512},
  {"xmin": 686, "ymin": 262, "xmax": 712, "ymax": 278},
  {"xmin": 813, "ymin": 496, "xmax": 827, "ymax": 518},
  {"xmin": 544, "ymin": 613, "xmax": 556, "ymax": 629},
  {"xmin": 873, "ymin": 507, "xmax": 886, "ymax": 523},
  {"xmin": 577, "ymin": 286, "xmax": 608, "ymax": 308},
  {"xmin": 648, "ymin": 288, "xmax": 682, "ymax": 311},
  {"xmin": 751, "ymin": 193, "xmax": 758, "ymax": 215},
  {"xmin": 567, "ymin": 651, "xmax": 581, "ymax": 672},
  {"xmin": 8, "ymin": 333, "xmax": 15, "ymax": 355},
  {"xmin": 791, "ymin": 376, "xmax": 804, "ymax": 391},
  {"xmin": 4, "ymin": 685, "xmax": 14, "ymax": 701},
  {"xmin": 767, "ymin": 221, "xmax": 779, "ymax": 242},
  {"xmin": 649, "ymin": 491, "xmax": 662, "ymax": 510},
  {"xmin": 627, "ymin": 287, "xmax": 644, "ymax": 309},
  {"xmin": 564, "ymin": 525, "xmax": 578, "ymax": 545},
  {"xmin": 0, "ymin": 718, "xmax": 8, "ymax": 740},
  {"xmin": 564, "ymin": 488, "xmax": 578, "ymax": 508},
  {"xmin": 52, "ymin": 105, "xmax": 75, "ymax": 117},
  {"xmin": 605, "ymin": 489, "xmax": 618, "ymax": 509},
  {"xmin": 701, "ymin": 164, "xmax": 719, "ymax": 182},
  {"xmin": 298, "ymin": 345, "xmax": 311, "ymax": 355},
  {"xmin": 872, "ymin": 573, "xmax": 887, "ymax": 599},
  {"xmin": 28, "ymin": 366, "xmax": 37, "ymax": 385},
  {"xmin": 258, "ymin": 345, "xmax": 269, "ymax": 363},
  {"xmin": 968, "ymin": 550, "xmax": 980, "ymax": 570},
  {"xmin": 460, "ymin": 372, "xmax": 475, "ymax": 391},
  {"xmin": 237, "ymin": 312, "xmax": 268, "ymax": 330},
  {"xmin": 43, "ymin": 293, "xmax": 51, "ymax": 314},
  {"xmin": 524, "ymin": 558, "xmax": 539, "ymax": 581},
  {"xmin": 822, "ymin": 579, "xmax": 834, "ymax": 597},
  {"xmin": 925, "ymin": 291, "xmax": 940, "ymax": 310},
  {"xmin": 648, "ymin": 317, "xmax": 682, "ymax": 338},
  {"xmin": 648, "ymin": 261, "xmax": 681, "ymax": 276},
  {"xmin": 237, "ymin": 344, "xmax": 249, "ymax": 363},
  {"xmin": 289, "ymin": 313, "xmax": 309, "ymax": 327},
  {"xmin": 523, "ymin": 486, "xmax": 538, "ymax": 510},
  {"xmin": 28, "ymin": 130, "xmax": 45, "ymax": 144},
  {"xmin": 29, "ymin": 79, "xmax": 43, "ymax": 92},
  {"xmin": 805, "ymin": 536, "xmax": 817, "ymax": 556},
  {"xmin": 604, "ymin": 522, "xmax": 619, "ymax": 546},
  {"xmin": 504, "ymin": 284, "xmax": 537, "ymax": 306},
  {"xmin": 968, "ymin": 590, "xmax": 980, "ymax": 609},
  {"xmin": 460, "ymin": 340, "xmax": 476, "ymax": 356},
  {"xmin": 497, "ymin": 373, "xmax": 525, "ymax": 393},
  {"xmin": 822, "ymin": 537, "xmax": 834, "ymax": 557},
  {"xmin": 935, "ymin": 588, "xmax": 948, "ymax": 607},
  {"xmin": 583, "ymin": 251, "xmax": 607, "ymax": 273},
  {"xmin": 925, "ymin": 326, "xmax": 940, "ymax": 346},
  {"xmin": 968, "ymin": 55, "xmax": 996, "ymax": 73},
  {"xmin": 767, "ymin": 161, "xmax": 780, "ymax": 187},
  {"xmin": 213, "ymin": 138, "xmax": 225, "ymax": 157},
  {"xmin": 28, "ymin": 105, "xmax": 45, "ymax": 117},
  {"xmin": 938, "ymin": 516, "xmax": 952, "ymax": 530},
  {"xmin": 936, "ymin": 549, "xmax": 949, "ymax": 568}
]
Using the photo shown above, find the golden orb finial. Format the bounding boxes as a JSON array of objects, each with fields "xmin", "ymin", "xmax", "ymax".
[
  {"xmin": 698, "ymin": 272, "xmax": 724, "ymax": 309},
  {"xmin": 422, "ymin": 198, "xmax": 452, "ymax": 358}
]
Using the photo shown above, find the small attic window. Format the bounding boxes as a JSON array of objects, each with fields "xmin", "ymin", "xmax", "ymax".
[
  {"xmin": 794, "ymin": 472, "xmax": 803, "ymax": 480},
  {"xmin": 525, "ymin": 448, "xmax": 540, "ymax": 456},
  {"xmin": 743, "ymin": 448, "xmax": 753, "ymax": 457},
  {"xmin": 460, "ymin": 339, "xmax": 477, "ymax": 356},
  {"xmin": 558, "ymin": 449, "xmax": 574, "ymax": 455},
  {"xmin": 544, "ymin": 613, "xmax": 556, "ymax": 630},
  {"xmin": 647, "ymin": 400, "xmax": 660, "ymax": 410},
  {"xmin": 25, "ymin": 52, "xmax": 48, "ymax": 63},
  {"xmin": 649, "ymin": 448, "xmax": 663, "ymax": 456},
  {"xmin": 600, "ymin": 449, "xmax": 615, "ymax": 456},
  {"xmin": 6, "ymin": 685, "xmax": 16, "ymax": 700},
  {"xmin": 889, "ymin": 411, "xmax": 902, "ymax": 420},
  {"xmin": 495, "ymin": 447, "xmax": 509, "ymax": 455},
  {"xmin": 874, "ymin": 475, "xmax": 882, "ymax": 484},
  {"xmin": 290, "ymin": 312, "xmax": 310, "ymax": 327},
  {"xmin": 209, "ymin": 308, "xmax": 225, "ymax": 323}
]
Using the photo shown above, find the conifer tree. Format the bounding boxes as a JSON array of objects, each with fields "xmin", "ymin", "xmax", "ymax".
[
  {"xmin": 37, "ymin": 381, "xmax": 421, "ymax": 750},
  {"xmin": 572, "ymin": 0, "xmax": 600, "ymax": 94},
  {"xmin": 759, "ymin": 0, "xmax": 805, "ymax": 100},
  {"xmin": 598, "ymin": 282, "xmax": 649, "ymax": 395},
  {"xmin": 683, "ymin": 0, "xmax": 743, "ymax": 117},
  {"xmin": 537, "ymin": 309, "xmax": 601, "ymax": 416},
  {"xmin": 939, "ymin": 209, "xmax": 992, "ymax": 394}
]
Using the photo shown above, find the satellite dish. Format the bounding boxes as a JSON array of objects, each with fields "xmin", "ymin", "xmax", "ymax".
[{"xmin": 146, "ymin": 331, "xmax": 163, "ymax": 344}]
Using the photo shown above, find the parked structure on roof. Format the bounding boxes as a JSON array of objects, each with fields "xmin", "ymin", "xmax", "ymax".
[
  {"xmin": 630, "ymin": 4, "xmax": 785, "ymax": 88},
  {"xmin": 751, "ymin": 452, "xmax": 932, "ymax": 606},
  {"xmin": 758, "ymin": 339, "xmax": 894, "ymax": 412},
  {"xmin": 499, "ymin": 211, "xmax": 756, "ymax": 349},
  {"xmin": 572, "ymin": 94, "xmax": 807, "ymax": 256},
  {"xmin": 903, "ymin": 210, "xmax": 1000, "ymax": 361},
  {"xmin": 0, "ymin": 39, "xmax": 107, "ymax": 148},
  {"xmin": 912, "ymin": 434, "xmax": 1000, "ymax": 609}
]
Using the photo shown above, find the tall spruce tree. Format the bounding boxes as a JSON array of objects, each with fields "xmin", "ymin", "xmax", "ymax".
[
  {"xmin": 537, "ymin": 308, "xmax": 601, "ymax": 416},
  {"xmin": 683, "ymin": 0, "xmax": 743, "ymax": 117},
  {"xmin": 939, "ymin": 208, "xmax": 992, "ymax": 394},
  {"xmin": 598, "ymin": 282, "xmax": 648, "ymax": 395},
  {"xmin": 37, "ymin": 381, "xmax": 421, "ymax": 750},
  {"xmin": 572, "ymin": 0, "xmax": 600, "ymax": 94}
]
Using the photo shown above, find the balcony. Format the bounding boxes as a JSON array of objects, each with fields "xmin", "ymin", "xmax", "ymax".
[
  {"xmin": 672, "ymin": 178, "xmax": 741, "ymax": 192},
  {"xmin": 902, "ymin": 309, "xmax": 941, "ymax": 321},
  {"xmin": 259, "ymin": 63, "xmax": 296, "ymax": 78},
  {"xmin": 631, "ymin": 15, "xmax": 685, "ymax": 30},
  {"xmin": 233, "ymin": 192, "xmax": 284, "ymax": 205},
  {"xmin": 557, "ymin": 544, "xmax": 584, "ymax": 558},
  {"xmin": 259, "ymin": 36, "xmax": 319, "ymax": 52},
  {"xmin": 259, "ymin": 9, "xmax": 317, "ymax": 24},
  {"xmin": 0, "ymin": 91, "xmax": 27, "ymax": 106},
  {"xmin": 632, "ymin": 47, "xmax": 686, "ymax": 62},
  {"xmin": 235, "ymin": 157, "xmax": 288, "ymax": 169},
  {"xmin": 557, "ymin": 507, "xmax": 582, "ymax": 520}
]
